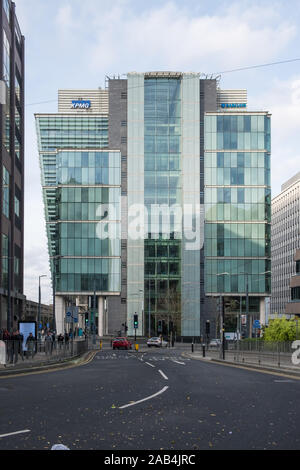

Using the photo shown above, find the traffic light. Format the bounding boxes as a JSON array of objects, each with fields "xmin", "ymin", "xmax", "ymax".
[
  {"xmin": 206, "ymin": 320, "xmax": 210, "ymax": 336},
  {"xmin": 85, "ymin": 312, "xmax": 89, "ymax": 324},
  {"xmin": 134, "ymin": 314, "xmax": 138, "ymax": 329}
]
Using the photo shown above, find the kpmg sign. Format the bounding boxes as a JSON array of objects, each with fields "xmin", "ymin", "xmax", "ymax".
[
  {"xmin": 71, "ymin": 100, "xmax": 91, "ymax": 109},
  {"xmin": 221, "ymin": 103, "xmax": 247, "ymax": 109}
]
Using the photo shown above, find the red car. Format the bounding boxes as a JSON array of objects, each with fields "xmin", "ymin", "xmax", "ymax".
[{"xmin": 112, "ymin": 337, "xmax": 132, "ymax": 350}]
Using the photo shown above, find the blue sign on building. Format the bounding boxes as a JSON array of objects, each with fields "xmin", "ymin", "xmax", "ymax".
[
  {"xmin": 221, "ymin": 103, "xmax": 247, "ymax": 109},
  {"xmin": 71, "ymin": 100, "xmax": 91, "ymax": 109}
]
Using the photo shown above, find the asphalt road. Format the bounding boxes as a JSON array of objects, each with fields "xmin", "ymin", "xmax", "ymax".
[{"xmin": 0, "ymin": 345, "xmax": 300, "ymax": 450}]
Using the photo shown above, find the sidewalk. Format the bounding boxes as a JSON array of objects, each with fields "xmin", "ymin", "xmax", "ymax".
[{"xmin": 183, "ymin": 349, "xmax": 300, "ymax": 378}]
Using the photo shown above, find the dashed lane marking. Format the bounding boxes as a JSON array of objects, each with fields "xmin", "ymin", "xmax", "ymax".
[{"xmin": 158, "ymin": 369, "xmax": 168, "ymax": 380}]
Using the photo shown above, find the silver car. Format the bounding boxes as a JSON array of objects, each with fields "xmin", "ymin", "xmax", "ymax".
[{"xmin": 147, "ymin": 337, "xmax": 168, "ymax": 348}]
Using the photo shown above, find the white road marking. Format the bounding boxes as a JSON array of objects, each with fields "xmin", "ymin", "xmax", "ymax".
[
  {"xmin": 172, "ymin": 359, "xmax": 186, "ymax": 365},
  {"xmin": 119, "ymin": 386, "xmax": 169, "ymax": 409},
  {"xmin": 0, "ymin": 429, "xmax": 31, "ymax": 439},
  {"xmin": 145, "ymin": 362, "xmax": 155, "ymax": 368},
  {"xmin": 158, "ymin": 369, "xmax": 168, "ymax": 380},
  {"xmin": 274, "ymin": 380, "xmax": 294, "ymax": 383}
]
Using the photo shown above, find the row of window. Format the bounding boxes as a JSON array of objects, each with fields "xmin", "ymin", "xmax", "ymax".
[
  {"xmin": 59, "ymin": 257, "xmax": 120, "ymax": 275},
  {"xmin": 59, "ymin": 238, "xmax": 120, "ymax": 257},
  {"xmin": 205, "ymin": 203, "xmax": 270, "ymax": 222},
  {"xmin": 59, "ymin": 187, "xmax": 120, "ymax": 204},
  {"xmin": 56, "ymin": 273, "xmax": 120, "ymax": 293},
  {"xmin": 145, "ymin": 261, "xmax": 181, "ymax": 276},
  {"xmin": 205, "ymin": 222, "xmax": 269, "ymax": 240},
  {"xmin": 57, "ymin": 151, "xmax": 120, "ymax": 169},
  {"xmin": 205, "ymin": 274, "xmax": 270, "ymax": 294},
  {"xmin": 205, "ymin": 131, "xmax": 270, "ymax": 151},
  {"xmin": 205, "ymin": 187, "xmax": 269, "ymax": 204},
  {"xmin": 58, "ymin": 203, "xmax": 121, "ymax": 221},
  {"xmin": 205, "ymin": 167, "xmax": 270, "ymax": 186},
  {"xmin": 205, "ymin": 115, "xmax": 270, "ymax": 134},
  {"xmin": 205, "ymin": 259, "xmax": 270, "ymax": 275},
  {"xmin": 205, "ymin": 238, "xmax": 269, "ymax": 258},
  {"xmin": 145, "ymin": 242, "xmax": 181, "ymax": 259},
  {"xmin": 145, "ymin": 154, "xmax": 180, "ymax": 171},
  {"xmin": 205, "ymin": 152, "xmax": 270, "ymax": 169},
  {"xmin": 56, "ymin": 167, "xmax": 120, "ymax": 186},
  {"xmin": 145, "ymin": 135, "xmax": 181, "ymax": 154}
]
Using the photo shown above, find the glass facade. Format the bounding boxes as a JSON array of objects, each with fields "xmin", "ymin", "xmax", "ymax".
[
  {"xmin": 144, "ymin": 78, "xmax": 182, "ymax": 334},
  {"xmin": 36, "ymin": 112, "xmax": 121, "ymax": 295},
  {"xmin": 3, "ymin": 29, "xmax": 10, "ymax": 151},
  {"xmin": 204, "ymin": 113, "xmax": 271, "ymax": 296},
  {"xmin": 2, "ymin": 166, "xmax": 9, "ymax": 218},
  {"xmin": 2, "ymin": 234, "xmax": 8, "ymax": 289}
]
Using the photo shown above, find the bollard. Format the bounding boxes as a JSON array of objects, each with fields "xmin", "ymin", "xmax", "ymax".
[
  {"xmin": 191, "ymin": 343, "xmax": 194, "ymax": 353},
  {"xmin": 202, "ymin": 345, "xmax": 205, "ymax": 357}
]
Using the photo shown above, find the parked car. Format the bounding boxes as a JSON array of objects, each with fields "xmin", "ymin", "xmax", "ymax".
[
  {"xmin": 209, "ymin": 339, "xmax": 221, "ymax": 348},
  {"xmin": 147, "ymin": 337, "xmax": 168, "ymax": 348},
  {"xmin": 112, "ymin": 337, "xmax": 132, "ymax": 350}
]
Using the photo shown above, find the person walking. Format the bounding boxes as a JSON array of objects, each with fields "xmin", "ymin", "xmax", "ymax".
[
  {"xmin": 44, "ymin": 331, "xmax": 53, "ymax": 356},
  {"xmin": 57, "ymin": 333, "xmax": 64, "ymax": 350},
  {"xmin": 18, "ymin": 330, "xmax": 24, "ymax": 361},
  {"xmin": 26, "ymin": 333, "xmax": 35, "ymax": 359}
]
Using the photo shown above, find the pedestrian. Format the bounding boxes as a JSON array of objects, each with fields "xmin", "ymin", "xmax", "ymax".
[
  {"xmin": 3, "ymin": 330, "xmax": 12, "ymax": 363},
  {"xmin": 26, "ymin": 332, "xmax": 35, "ymax": 359},
  {"xmin": 57, "ymin": 333, "xmax": 64, "ymax": 350},
  {"xmin": 11, "ymin": 330, "xmax": 20, "ymax": 364},
  {"xmin": 44, "ymin": 331, "xmax": 53, "ymax": 356},
  {"xmin": 51, "ymin": 330, "xmax": 56, "ymax": 353},
  {"xmin": 18, "ymin": 330, "xmax": 24, "ymax": 361},
  {"xmin": 64, "ymin": 332, "xmax": 69, "ymax": 349}
]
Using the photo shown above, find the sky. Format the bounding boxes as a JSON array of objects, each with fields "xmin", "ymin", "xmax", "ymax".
[{"xmin": 13, "ymin": 0, "xmax": 300, "ymax": 304}]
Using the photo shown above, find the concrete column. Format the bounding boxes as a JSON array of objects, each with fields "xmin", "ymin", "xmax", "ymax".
[
  {"xmin": 55, "ymin": 296, "xmax": 65, "ymax": 335},
  {"xmin": 260, "ymin": 298, "xmax": 266, "ymax": 326},
  {"xmin": 98, "ymin": 296, "xmax": 104, "ymax": 337}
]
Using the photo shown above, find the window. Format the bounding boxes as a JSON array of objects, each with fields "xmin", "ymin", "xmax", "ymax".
[
  {"xmin": 2, "ymin": 234, "xmax": 8, "ymax": 288},
  {"xmin": 3, "ymin": 166, "xmax": 10, "ymax": 218},
  {"xmin": 3, "ymin": 0, "xmax": 10, "ymax": 23},
  {"xmin": 14, "ymin": 195, "xmax": 20, "ymax": 217}
]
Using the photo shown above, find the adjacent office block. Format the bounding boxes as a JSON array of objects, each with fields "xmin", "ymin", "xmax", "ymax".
[
  {"xmin": 0, "ymin": 0, "xmax": 25, "ymax": 329},
  {"xmin": 204, "ymin": 110, "xmax": 271, "ymax": 334},
  {"xmin": 272, "ymin": 172, "xmax": 300, "ymax": 317},
  {"xmin": 35, "ymin": 90, "xmax": 121, "ymax": 335}
]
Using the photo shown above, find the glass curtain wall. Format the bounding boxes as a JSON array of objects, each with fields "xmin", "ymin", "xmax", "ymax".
[
  {"xmin": 144, "ymin": 77, "xmax": 182, "ymax": 337},
  {"xmin": 36, "ymin": 115, "xmax": 121, "ymax": 296},
  {"xmin": 204, "ymin": 113, "xmax": 271, "ymax": 296}
]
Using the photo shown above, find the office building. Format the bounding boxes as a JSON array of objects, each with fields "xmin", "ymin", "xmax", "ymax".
[
  {"xmin": 0, "ymin": 0, "xmax": 25, "ymax": 330},
  {"xmin": 204, "ymin": 105, "xmax": 271, "ymax": 334},
  {"xmin": 36, "ymin": 73, "xmax": 271, "ymax": 339},
  {"xmin": 272, "ymin": 172, "xmax": 300, "ymax": 317},
  {"xmin": 35, "ymin": 89, "xmax": 121, "ymax": 335}
]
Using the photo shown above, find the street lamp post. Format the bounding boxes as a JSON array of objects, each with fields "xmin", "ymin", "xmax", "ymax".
[{"xmin": 38, "ymin": 275, "xmax": 47, "ymax": 337}]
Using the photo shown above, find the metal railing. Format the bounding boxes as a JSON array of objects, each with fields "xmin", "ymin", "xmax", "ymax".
[
  {"xmin": 202, "ymin": 340, "xmax": 299, "ymax": 369},
  {"xmin": 1, "ymin": 338, "xmax": 89, "ymax": 367}
]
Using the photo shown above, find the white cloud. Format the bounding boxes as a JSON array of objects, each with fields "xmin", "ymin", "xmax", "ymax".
[
  {"xmin": 252, "ymin": 75, "xmax": 300, "ymax": 196},
  {"xmin": 13, "ymin": 0, "xmax": 300, "ymax": 301}
]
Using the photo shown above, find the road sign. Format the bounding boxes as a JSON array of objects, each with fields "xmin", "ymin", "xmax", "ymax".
[
  {"xmin": 253, "ymin": 320, "xmax": 261, "ymax": 329},
  {"xmin": 66, "ymin": 311, "xmax": 72, "ymax": 317}
]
